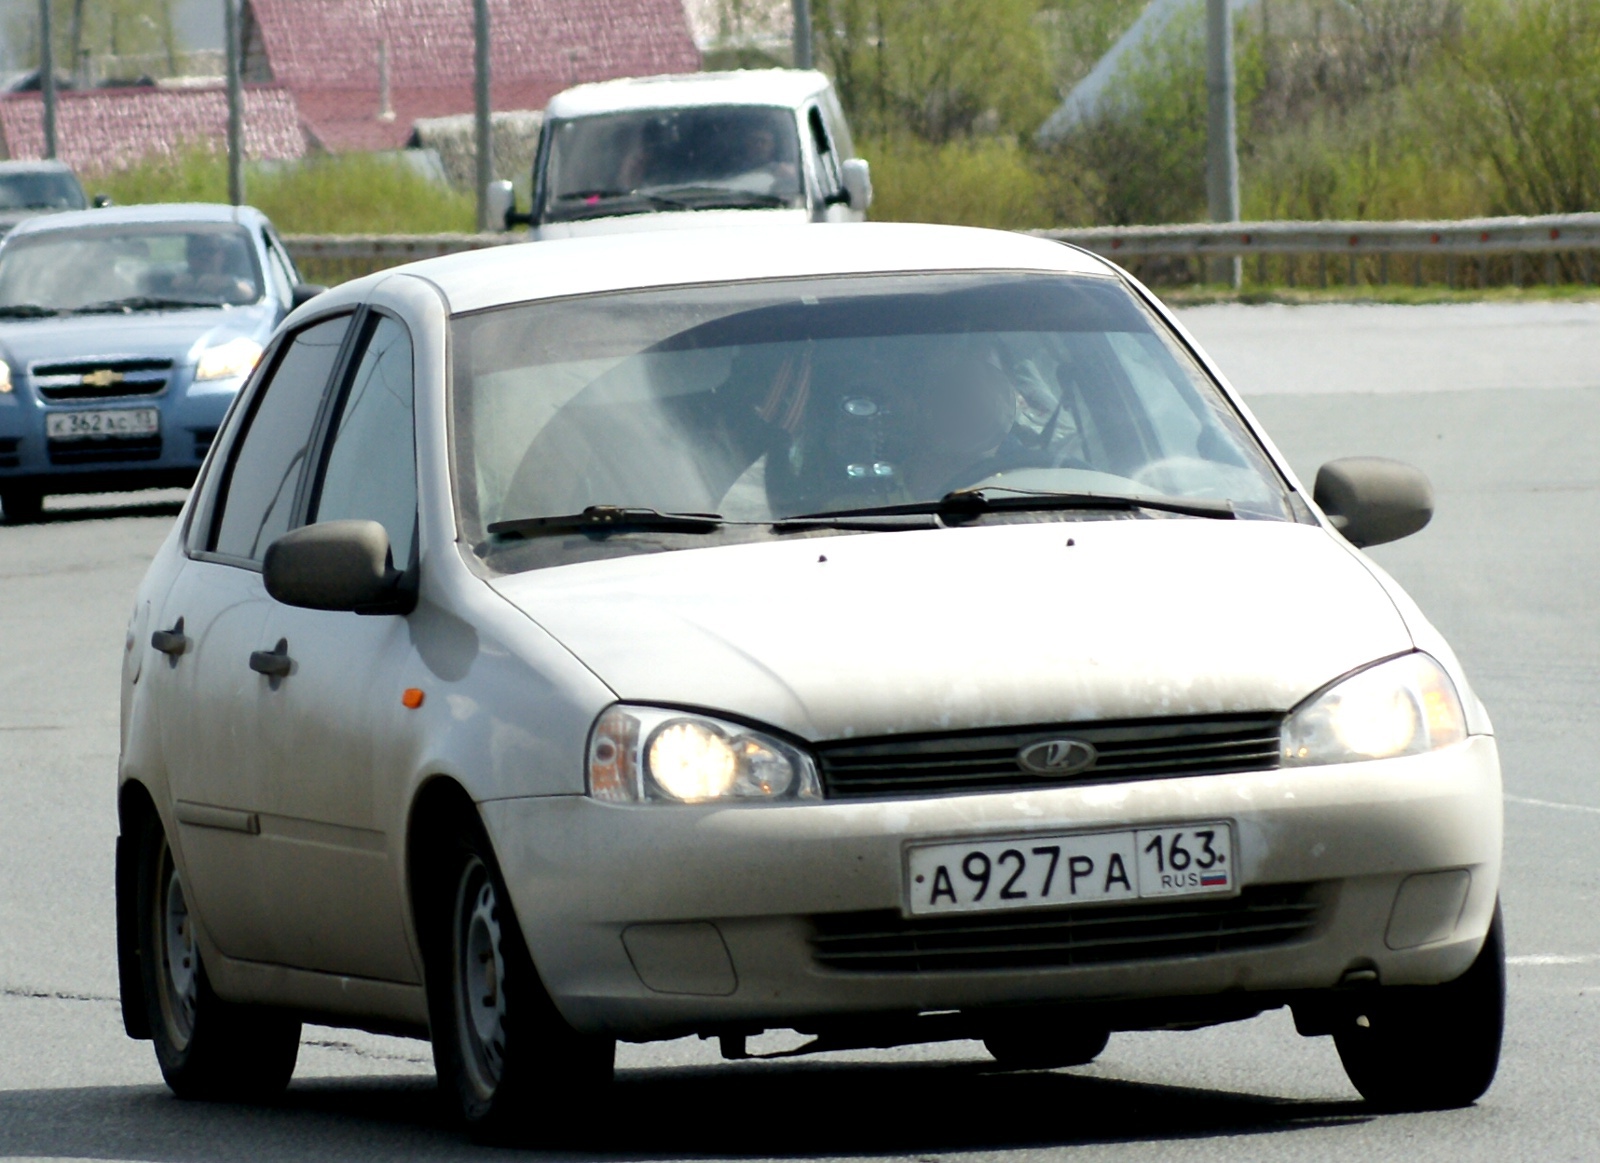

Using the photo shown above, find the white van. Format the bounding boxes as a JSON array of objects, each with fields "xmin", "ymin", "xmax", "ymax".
[{"xmin": 488, "ymin": 70, "xmax": 871, "ymax": 239}]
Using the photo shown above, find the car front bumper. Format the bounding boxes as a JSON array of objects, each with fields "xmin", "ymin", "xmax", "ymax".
[
  {"xmin": 482, "ymin": 734, "xmax": 1502, "ymax": 1040},
  {"xmin": 0, "ymin": 374, "xmax": 240, "ymax": 492}
]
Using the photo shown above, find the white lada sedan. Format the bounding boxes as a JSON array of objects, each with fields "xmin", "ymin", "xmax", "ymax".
[{"xmin": 116, "ymin": 223, "xmax": 1503, "ymax": 1140}]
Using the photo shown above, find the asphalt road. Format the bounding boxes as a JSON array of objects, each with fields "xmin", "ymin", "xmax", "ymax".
[{"xmin": 2, "ymin": 301, "xmax": 1599, "ymax": 1160}]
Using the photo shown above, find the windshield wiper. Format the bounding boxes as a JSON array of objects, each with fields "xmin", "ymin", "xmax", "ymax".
[
  {"xmin": 0, "ymin": 303, "xmax": 61, "ymax": 318},
  {"xmin": 556, "ymin": 188, "xmax": 696, "ymax": 211},
  {"xmin": 780, "ymin": 488, "xmax": 1234, "ymax": 525},
  {"xmin": 72, "ymin": 295, "xmax": 218, "ymax": 314},
  {"xmin": 487, "ymin": 505, "xmax": 724, "ymax": 540},
  {"xmin": 642, "ymin": 185, "xmax": 790, "ymax": 209}
]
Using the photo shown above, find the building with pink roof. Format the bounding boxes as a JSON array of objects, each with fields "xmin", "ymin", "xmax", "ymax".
[{"xmin": 0, "ymin": 0, "xmax": 700, "ymax": 170}]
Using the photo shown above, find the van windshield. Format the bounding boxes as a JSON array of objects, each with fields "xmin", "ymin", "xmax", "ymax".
[
  {"xmin": 452, "ymin": 272, "xmax": 1298, "ymax": 568},
  {"xmin": 540, "ymin": 106, "xmax": 805, "ymax": 222}
]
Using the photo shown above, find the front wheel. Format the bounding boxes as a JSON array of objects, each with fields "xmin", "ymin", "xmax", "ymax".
[
  {"xmin": 1334, "ymin": 904, "xmax": 1505, "ymax": 1111},
  {"xmin": 134, "ymin": 814, "xmax": 301, "ymax": 1099},
  {"xmin": 1, "ymin": 487, "xmax": 42, "ymax": 524},
  {"xmin": 425, "ymin": 815, "xmax": 614, "ymax": 1144}
]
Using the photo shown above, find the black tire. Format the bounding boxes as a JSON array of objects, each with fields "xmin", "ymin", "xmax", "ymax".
[
  {"xmin": 134, "ymin": 813, "xmax": 301, "ymax": 1100},
  {"xmin": 422, "ymin": 811, "xmax": 615, "ymax": 1145},
  {"xmin": 1334, "ymin": 904, "xmax": 1505, "ymax": 1111},
  {"xmin": 983, "ymin": 1019, "xmax": 1110, "ymax": 1070},
  {"xmin": 1, "ymin": 487, "xmax": 42, "ymax": 524}
]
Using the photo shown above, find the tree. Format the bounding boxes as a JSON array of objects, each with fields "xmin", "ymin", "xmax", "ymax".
[{"xmin": 812, "ymin": 0, "xmax": 1054, "ymax": 142}]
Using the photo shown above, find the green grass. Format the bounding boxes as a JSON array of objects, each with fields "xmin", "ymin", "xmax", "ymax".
[
  {"xmin": 1161, "ymin": 283, "xmax": 1600, "ymax": 306},
  {"xmin": 93, "ymin": 148, "xmax": 475, "ymax": 234}
]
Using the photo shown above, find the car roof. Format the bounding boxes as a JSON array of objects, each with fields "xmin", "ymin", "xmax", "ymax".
[
  {"xmin": 0, "ymin": 159, "xmax": 79, "ymax": 176},
  {"xmin": 362, "ymin": 223, "xmax": 1114, "ymax": 316},
  {"xmin": 545, "ymin": 69, "xmax": 833, "ymax": 120},
  {"xmin": 5, "ymin": 201, "xmax": 270, "ymax": 238}
]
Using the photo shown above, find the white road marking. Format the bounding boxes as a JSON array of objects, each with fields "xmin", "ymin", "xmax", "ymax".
[
  {"xmin": 1505, "ymin": 794, "xmax": 1600, "ymax": 816},
  {"xmin": 1509, "ymin": 955, "xmax": 1600, "ymax": 966}
]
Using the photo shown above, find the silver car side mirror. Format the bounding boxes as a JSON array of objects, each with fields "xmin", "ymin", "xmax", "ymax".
[
  {"xmin": 840, "ymin": 158, "xmax": 872, "ymax": 212},
  {"xmin": 1314, "ymin": 457, "xmax": 1433, "ymax": 547},
  {"xmin": 263, "ymin": 520, "xmax": 413, "ymax": 614}
]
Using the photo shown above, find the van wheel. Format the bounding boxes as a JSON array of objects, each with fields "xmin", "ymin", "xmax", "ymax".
[
  {"xmin": 135, "ymin": 814, "xmax": 301, "ymax": 1099},
  {"xmin": 1, "ymin": 487, "xmax": 42, "ymax": 524},
  {"xmin": 984, "ymin": 1021, "xmax": 1109, "ymax": 1070},
  {"xmin": 1334, "ymin": 904, "xmax": 1505, "ymax": 1111},
  {"xmin": 424, "ymin": 814, "xmax": 614, "ymax": 1144}
]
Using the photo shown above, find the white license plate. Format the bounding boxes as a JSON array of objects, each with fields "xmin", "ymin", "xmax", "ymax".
[
  {"xmin": 45, "ymin": 408, "xmax": 159, "ymax": 440},
  {"xmin": 906, "ymin": 823, "xmax": 1235, "ymax": 916}
]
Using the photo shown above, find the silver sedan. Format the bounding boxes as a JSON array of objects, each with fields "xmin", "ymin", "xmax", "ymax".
[{"xmin": 116, "ymin": 223, "xmax": 1503, "ymax": 1142}]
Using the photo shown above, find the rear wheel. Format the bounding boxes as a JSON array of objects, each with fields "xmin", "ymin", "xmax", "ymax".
[
  {"xmin": 1334, "ymin": 905, "xmax": 1505, "ymax": 1111},
  {"xmin": 983, "ymin": 1015, "xmax": 1109, "ymax": 1070},
  {"xmin": 135, "ymin": 814, "xmax": 301, "ymax": 1100},
  {"xmin": 1, "ymin": 487, "xmax": 42, "ymax": 524},
  {"xmin": 424, "ymin": 813, "xmax": 614, "ymax": 1144}
]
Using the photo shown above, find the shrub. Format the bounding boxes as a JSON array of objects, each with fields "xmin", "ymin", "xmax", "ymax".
[{"xmin": 93, "ymin": 148, "xmax": 475, "ymax": 234}]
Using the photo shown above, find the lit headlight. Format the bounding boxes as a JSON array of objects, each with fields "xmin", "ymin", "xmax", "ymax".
[
  {"xmin": 0, "ymin": 361, "xmax": 11, "ymax": 393},
  {"xmin": 195, "ymin": 336, "xmax": 264, "ymax": 381},
  {"xmin": 587, "ymin": 705, "xmax": 821, "ymax": 804},
  {"xmin": 1283, "ymin": 652, "xmax": 1467, "ymax": 766}
]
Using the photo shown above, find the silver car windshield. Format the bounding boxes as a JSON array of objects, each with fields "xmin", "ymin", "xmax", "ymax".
[
  {"xmin": 452, "ymin": 272, "xmax": 1296, "ymax": 561},
  {"xmin": 0, "ymin": 223, "xmax": 263, "ymax": 311},
  {"xmin": 541, "ymin": 106, "xmax": 805, "ymax": 222}
]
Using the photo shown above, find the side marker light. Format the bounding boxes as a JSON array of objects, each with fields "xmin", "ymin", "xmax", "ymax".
[{"xmin": 402, "ymin": 688, "xmax": 425, "ymax": 709}]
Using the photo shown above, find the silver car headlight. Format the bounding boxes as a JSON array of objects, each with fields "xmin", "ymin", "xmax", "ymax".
[
  {"xmin": 1283, "ymin": 652, "xmax": 1467, "ymax": 767},
  {"xmin": 587, "ymin": 705, "xmax": 822, "ymax": 804}
]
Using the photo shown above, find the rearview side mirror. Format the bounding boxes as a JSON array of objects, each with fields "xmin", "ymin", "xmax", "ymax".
[
  {"xmin": 1313, "ymin": 457, "xmax": 1433, "ymax": 548},
  {"xmin": 263, "ymin": 520, "xmax": 414, "ymax": 614},
  {"xmin": 91, "ymin": 193, "xmax": 112, "ymax": 208},
  {"xmin": 485, "ymin": 180, "xmax": 532, "ymax": 231},
  {"xmin": 840, "ymin": 158, "xmax": 872, "ymax": 212},
  {"xmin": 290, "ymin": 284, "xmax": 327, "ymax": 309}
]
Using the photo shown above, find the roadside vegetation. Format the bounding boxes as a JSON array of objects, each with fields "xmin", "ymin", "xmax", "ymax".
[
  {"xmin": 823, "ymin": 0, "xmax": 1600, "ymax": 231},
  {"xmin": 90, "ymin": 149, "xmax": 476, "ymax": 234}
]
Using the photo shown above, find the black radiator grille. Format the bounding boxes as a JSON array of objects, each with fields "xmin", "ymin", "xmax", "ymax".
[
  {"xmin": 811, "ymin": 884, "xmax": 1320, "ymax": 973},
  {"xmin": 32, "ymin": 358, "xmax": 172, "ymax": 401},
  {"xmin": 47, "ymin": 435, "xmax": 162, "ymax": 465},
  {"xmin": 192, "ymin": 427, "xmax": 217, "ymax": 461},
  {"xmin": 816, "ymin": 714, "xmax": 1284, "ymax": 800},
  {"xmin": 0, "ymin": 437, "xmax": 18, "ymax": 468}
]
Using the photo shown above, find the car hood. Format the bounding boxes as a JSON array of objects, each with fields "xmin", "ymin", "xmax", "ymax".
[
  {"xmin": 489, "ymin": 518, "xmax": 1414, "ymax": 742},
  {"xmin": 532, "ymin": 207, "xmax": 810, "ymax": 240},
  {"xmin": 0, "ymin": 302, "xmax": 276, "ymax": 371}
]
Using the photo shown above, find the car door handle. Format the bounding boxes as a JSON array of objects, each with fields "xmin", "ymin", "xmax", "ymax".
[
  {"xmin": 151, "ymin": 618, "xmax": 190, "ymax": 657},
  {"xmin": 248, "ymin": 638, "xmax": 293, "ymax": 678}
]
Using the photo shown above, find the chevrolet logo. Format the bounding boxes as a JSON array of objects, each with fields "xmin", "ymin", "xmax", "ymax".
[{"xmin": 80, "ymin": 369, "xmax": 125, "ymax": 389}]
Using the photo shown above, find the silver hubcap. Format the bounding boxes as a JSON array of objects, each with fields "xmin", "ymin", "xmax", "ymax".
[
  {"xmin": 454, "ymin": 857, "xmax": 508, "ymax": 1097},
  {"xmin": 157, "ymin": 847, "xmax": 199, "ymax": 1048}
]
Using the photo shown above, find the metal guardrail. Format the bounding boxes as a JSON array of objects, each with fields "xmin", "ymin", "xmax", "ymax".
[
  {"xmin": 284, "ymin": 213, "xmax": 1600, "ymax": 288},
  {"xmin": 1032, "ymin": 213, "xmax": 1600, "ymax": 287}
]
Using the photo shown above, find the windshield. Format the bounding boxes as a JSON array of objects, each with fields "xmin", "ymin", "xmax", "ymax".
[
  {"xmin": 541, "ymin": 106, "xmax": 805, "ymax": 222},
  {"xmin": 0, "ymin": 223, "xmax": 263, "ymax": 311},
  {"xmin": 0, "ymin": 171, "xmax": 86, "ymax": 212},
  {"xmin": 452, "ymin": 273, "xmax": 1297, "ymax": 567}
]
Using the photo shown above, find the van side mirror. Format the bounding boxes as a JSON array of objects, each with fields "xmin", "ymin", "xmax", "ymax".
[
  {"xmin": 91, "ymin": 193, "xmax": 113, "ymax": 208},
  {"xmin": 290, "ymin": 284, "xmax": 327, "ymax": 309},
  {"xmin": 263, "ymin": 520, "xmax": 413, "ymax": 614},
  {"xmin": 486, "ymin": 180, "xmax": 530, "ymax": 231},
  {"xmin": 840, "ymin": 158, "xmax": 872, "ymax": 212},
  {"xmin": 1313, "ymin": 457, "xmax": 1433, "ymax": 548}
]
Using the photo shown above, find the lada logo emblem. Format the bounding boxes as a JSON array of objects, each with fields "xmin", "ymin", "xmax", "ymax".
[
  {"xmin": 80, "ymin": 369, "xmax": 125, "ymax": 389},
  {"xmin": 1017, "ymin": 738, "xmax": 1097, "ymax": 776}
]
